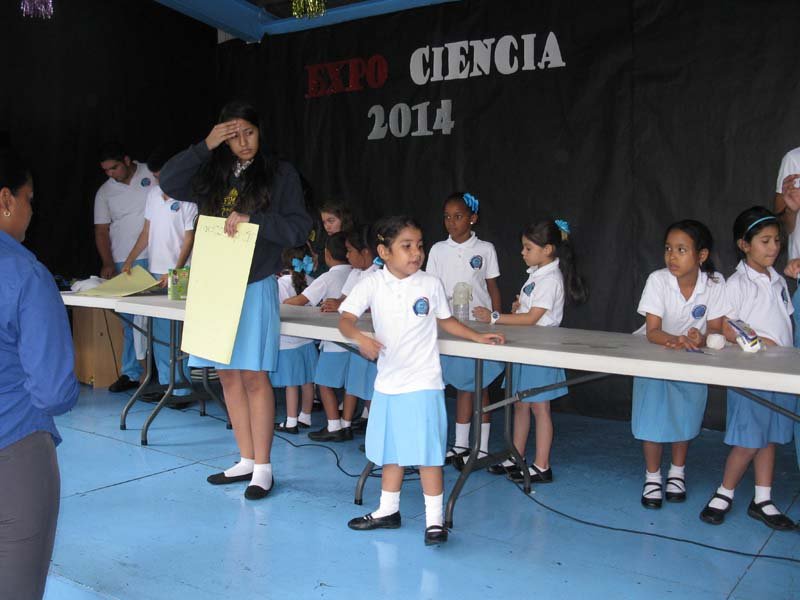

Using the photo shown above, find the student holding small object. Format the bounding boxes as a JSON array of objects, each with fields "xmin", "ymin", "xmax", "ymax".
[
  {"xmin": 628, "ymin": 220, "xmax": 728, "ymax": 510},
  {"xmin": 475, "ymin": 219, "xmax": 587, "ymax": 484},
  {"xmin": 159, "ymin": 101, "xmax": 312, "ymax": 500},
  {"xmin": 340, "ymin": 216, "xmax": 504, "ymax": 545},
  {"xmin": 699, "ymin": 207, "xmax": 797, "ymax": 530},
  {"xmin": 425, "ymin": 192, "xmax": 503, "ymax": 467}
]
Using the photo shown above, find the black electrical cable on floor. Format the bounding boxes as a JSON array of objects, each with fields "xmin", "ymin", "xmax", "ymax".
[{"xmin": 508, "ymin": 479, "xmax": 800, "ymax": 565}]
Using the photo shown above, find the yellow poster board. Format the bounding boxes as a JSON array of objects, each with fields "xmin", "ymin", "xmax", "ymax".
[
  {"xmin": 181, "ymin": 216, "xmax": 259, "ymax": 364},
  {"xmin": 77, "ymin": 266, "xmax": 158, "ymax": 297}
]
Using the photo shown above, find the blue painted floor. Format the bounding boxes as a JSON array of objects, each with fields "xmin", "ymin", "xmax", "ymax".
[{"xmin": 45, "ymin": 386, "xmax": 800, "ymax": 599}]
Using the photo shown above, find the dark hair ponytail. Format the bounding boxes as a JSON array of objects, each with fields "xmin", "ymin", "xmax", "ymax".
[
  {"xmin": 665, "ymin": 219, "xmax": 718, "ymax": 279},
  {"xmin": 347, "ymin": 223, "xmax": 375, "ymax": 258},
  {"xmin": 281, "ymin": 246, "xmax": 310, "ymax": 296},
  {"xmin": 192, "ymin": 100, "xmax": 277, "ymax": 217},
  {"xmin": 326, "ymin": 231, "xmax": 348, "ymax": 262},
  {"xmin": 732, "ymin": 206, "xmax": 781, "ymax": 260},
  {"xmin": 522, "ymin": 220, "xmax": 588, "ymax": 305}
]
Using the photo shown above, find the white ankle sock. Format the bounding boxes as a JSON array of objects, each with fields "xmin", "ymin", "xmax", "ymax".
[
  {"xmin": 328, "ymin": 419, "xmax": 342, "ymax": 432},
  {"xmin": 250, "ymin": 463, "xmax": 272, "ymax": 490},
  {"xmin": 454, "ymin": 422, "xmax": 470, "ymax": 450},
  {"xmin": 666, "ymin": 464, "xmax": 686, "ymax": 494},
  {"xmin": 708, "ymin": 485, "xmax": 734, "ymax": 510},
  {"xmin": 224, "ymin": 457, "xmax": 254, "ymax": 478},
  {"xmin": 298, "ymin": 412, "xmax": 311, "ymax": 426},
  {"xmin": 500, "ymin": 459, "xmax": 514, "ymax": 467},
  {"xmin": 424, "ymin": 493, "xmax": 444, "ymax": 528},
  {"xmin": 341, "ymin": 419, "xmax": 352, "ymax": 428},
  {"xmin": 372, "ymin": 489, "xmax": 400, "ymax": 518},
  {"xmin": 361, "ymin": 406, "xmax": 369, "ymax": 419},
  {"xmin": 480, "ymin": 423, "xmax": 490, "ymax": 455},
  {"xmin": 643, "ymin": 469, "xmax": 662, "ymax": 499},
  {"xmin": 754, "ymin": 485, "xmax": 780, "ymax": 515},
  {"xmin": 284, "ymin": 416, "xmax": 298, "ymax": 428}
]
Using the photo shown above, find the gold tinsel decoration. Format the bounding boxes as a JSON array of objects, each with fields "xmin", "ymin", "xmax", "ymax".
[{"xmin": 292, "ymin": 0, "xmax": 326, "ymax": 18}]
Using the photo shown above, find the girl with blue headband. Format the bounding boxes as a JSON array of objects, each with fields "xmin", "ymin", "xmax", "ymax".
[
  {"xmin": 426, "ymin": 191, "xmax": 504, "ymax": 467},
  {"xmin": 273, "ymin": 246, "xmax": 318, "ymax": 433},
  {"xmin": 630, "ymin": 220, "xmax": 728, "ymax": 511},
  {"xmin": 475, "ymin": 219, "xmax": 587, "ymax": 484},
  {"xmin": 700, "ymin": 207, "xmax": 797, "ymax": 531}
]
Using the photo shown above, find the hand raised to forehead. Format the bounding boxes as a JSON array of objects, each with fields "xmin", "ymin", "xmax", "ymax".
[{"xmin": 205, "ymin": 120, "xmax": 240, "ymax": 151}]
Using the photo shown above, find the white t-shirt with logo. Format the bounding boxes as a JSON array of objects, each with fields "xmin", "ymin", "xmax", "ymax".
[
  {"xmin": 143, "ymin": 186, "xmax": 198, "ymax": 274},
  {"xmin": 341, "ymin": 263, "xmax": 380, "ymax": 296},
  {"xmin": 634, "ymin": 268, "xmax": 729, "ymax": 336},
  {"xmin": 302, "ymin": 263, "xmax": 352, "ymax": 352},
  {"xmin": 277, "ymin": 273, "xmax": 315, "ymax": 350},
  {"xmin": 516, "ymin": 259, "xmax": 564, "ymax": 327},
  {"xmin": 776, "ymin": 146, "xmax": 800, "ymax": 260},
  {"xmin": 340, "ymin": 268, "xmax": 451, "ymax": 394},
  {"xmin": 726, "ymin": 261, "xmax": 793, "ymax": 347},
  {"xmin": 426, "ymin": 232, "xmax": 500, "ymax": 318},
  {"xmin": 93, "ymin": 162, "xmax": 154, "ymax": 263}
]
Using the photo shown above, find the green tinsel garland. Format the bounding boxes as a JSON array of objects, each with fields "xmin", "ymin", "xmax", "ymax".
[{"xmin": 292, "ymin": 0, "xmax": 326, "ymax": 18}]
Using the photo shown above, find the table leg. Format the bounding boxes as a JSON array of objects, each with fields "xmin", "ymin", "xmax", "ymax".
[
  {"xmin": 120, "ymin": 316, "xmax": 153, "ymax": 431},
  {"xmin": 140, "ymin": 320, "xmax": 177, "ymax": 446},
  {"xmin": 503, "ymin": 363, "xmax": 530, "ymax": 493},
  {"xmin": 354, "ymin": 460, "xmax": 375, "ymax": 505}
]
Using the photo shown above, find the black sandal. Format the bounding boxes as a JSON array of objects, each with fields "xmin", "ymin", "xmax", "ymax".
[
  {"xmin": 699, "ymin": 493, "xmax": 732, "ymax": 525},
  {"xmin": 747, "ymin": 499, "xmax": 797, "ymax": 531},
  {"xmin": 641, "ymin": 481, "xmax": 663, "ymax": 509},
  {"xmin": 665, "ymin": 476, "xmax": 686, "ymax": 503}
]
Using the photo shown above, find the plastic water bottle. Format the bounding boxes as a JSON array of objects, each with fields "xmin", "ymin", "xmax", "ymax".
[{"xmin": 452, "ymin": 282, "xmax": 472, "ymax": 322}]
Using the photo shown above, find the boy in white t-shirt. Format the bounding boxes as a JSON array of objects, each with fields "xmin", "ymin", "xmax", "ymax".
[{"xmin": 122, "ymin": 149, "xmax": 197, "ymax": 397}]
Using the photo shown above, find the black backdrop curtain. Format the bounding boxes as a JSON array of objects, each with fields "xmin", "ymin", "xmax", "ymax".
[
  {"xmin": 216, "ymin": 0, "xmax": 800, "ymax": 423},
  {"xmin": 0, "ymin": 1, "xmax": 217, "ymax": 280}
]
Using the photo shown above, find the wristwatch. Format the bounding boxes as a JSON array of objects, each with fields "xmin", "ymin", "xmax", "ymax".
[{"xmin": 490, "ymin": 311, "xmax": 500, "ymax": 325}]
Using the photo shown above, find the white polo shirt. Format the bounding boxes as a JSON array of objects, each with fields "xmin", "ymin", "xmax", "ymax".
[
  {"xmin": 277, "ymin": 273, "xmax": 315, "ymax": 350},
  {"xmin": 516, "ymin": 259, "xmax": 564, "ymax": 327},
  {"xmin": 776, "ymin": 147, "xmax": 800, "ymax": 260},
  {"xmin": 634, "ymin": 269, "xmax": 729, "ymax": 336},
  {"xmin": 302, "ymin": 263, "xmax": 352, "ymax": 352},
  {"xmin": 143, "ymin": 186, "xmax": 198, "ymax": 275},
  {"xmin": 726, "ymin": 261, "xmax": 793, "ymax": 347},
  {"xmin": 426, "ymin": 232, "xmax": 500, "ymax": 317},
  {"xmin": 340, "ymin": 268, "xmax": 451, "ymax": 394},
  {"xmin": 94, "ymin": 162, "xmax": 154, "ymax": 263},
  {"xmin": 341, "ymin": 263, "xmax": 380, "ymax": 296}
]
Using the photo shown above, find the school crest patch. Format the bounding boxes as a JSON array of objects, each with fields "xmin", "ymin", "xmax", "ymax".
[
  {"xmin": 141, "ymin": 178, "xmax": 151, "ymax": 187},
  {"xmin": 782, "ymin": 288, "xmax": 789, "ymax": 304},
  {"xmin": 412, "ymin": 297, "xmax": 430, "ymax": 316},
  {"xmin": 170, "ymin": 201, "xmax": 180, "ymax": 212},
  {"xmin": 469, "ymin": 255, "xmax": 483, "ymax": 270},
  {"xmin": 691, "ymin": 304, "xmax": 707, "ymax": 319},
  {"xmin": 523, "ymin": 282, "xmax": 535, "ymax": 296}
]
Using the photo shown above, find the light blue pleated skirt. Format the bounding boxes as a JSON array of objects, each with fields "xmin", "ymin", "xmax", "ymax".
[
  {"xmin": 441, "ymin": 356, "xmax": 505, "ymax": 391},
  {"xmin": 366, "ymin": 389, "xmax": 447, "ymax": 467},
  {"xmin": 313, "ymin": 350, "xmax": 350, "ymax": 388},
  {"xmin": 631, "ymin": 377, "xmax": 707, "ymax": 442},
  {"xmin": 188, "ymin": 277, "xmax": 279, "ymax": 372},
  {"xmin": 506, "ymin": 363, "xmax": 567, "ymax": 403},
  {"xmin": 346, "ymin": 354, "xmax": 377, "ymax": 400},
  {"xmin": 271, "ymin": 342, "xmax": 319, "ymax": 387},
  {"xmin": 725, "ymin": 389, "xmax": 796, "ymax": 448}
]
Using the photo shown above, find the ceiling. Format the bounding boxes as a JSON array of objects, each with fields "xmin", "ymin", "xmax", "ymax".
[{"xmin": 155, "ymin": 0, "xmax": 459, "ymax": 42}]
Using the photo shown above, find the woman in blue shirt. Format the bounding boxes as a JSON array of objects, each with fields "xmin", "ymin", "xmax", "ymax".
[{"xmin": 0, "ymin": 151, "xmax": 79, "ymax": 600}]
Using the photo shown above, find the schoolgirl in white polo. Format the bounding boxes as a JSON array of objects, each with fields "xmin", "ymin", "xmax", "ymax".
[
  {"xmin": 700, "ymin": 207, "xmax": 797, "ymax": 531},
  {"xmin": 284, "ymin": 232, "xmax": 352, "ymax": 441},
  {"xmin": 426, "ymin": 192, "xmax": 503, "ymax": 466},
  {"xmin": 339, "ymin": 216, "xmax": 504, "ymax": 546},
  {"xmin": 631, "ymin": 220, "xmax": 728, "ymax": 510},
  {"xmin": 474, "ymin": 219, "xmax": 587, "ymax": 485},
  {"xmin": 273, "ymin": 247, "xmax": 318, "ymax": 434}
]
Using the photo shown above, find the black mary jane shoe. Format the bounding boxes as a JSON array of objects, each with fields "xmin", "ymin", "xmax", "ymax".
[
  {"xmin": 424, "ymin": 525, "xmax": 449, "ymax": 546},
  {"xmin": 444, "ymin": 446, "xmax": 469, "ymax": 465},
  {"xmin": 351, "ymin": 417, "xmax": 368, "ymax": 433},
  {"xmin": 487, "ymin": 462, "xmax": 519, "ymax": 476},
  {"xmin": 747, "ymin": 499, "xmax": 797, "ymax": 531},
  {"xmin": 308, "ymin": 426, "xmax": 346, "ymax": 442},
  {"xmin": 207, "ymin": 471, "xmax": 252, "ymax": 485},
  {"xmin": 665, "ymin": 476, "xmax": 687, "ymax": 503},
  {"xmin": 509, "ymin": 465, "xmax": 554, "ymax": 484},
  {"xmin": 640, "ymin": 481, "xmax": 663, "ymax": 509},
  {"xmin": 274, "ymin": 422, "xmax": 299, "ymax": 434},
  {"xmin": 244, "ymin": 478, "xmax": 275, "ymax": 500},
  {"xmin": 348, "ymin": 512, "xmax": 401, "ymax": 531},
  {"xmin": 699, "ymin": 493, "xmax": 732, "ymax": 525}
]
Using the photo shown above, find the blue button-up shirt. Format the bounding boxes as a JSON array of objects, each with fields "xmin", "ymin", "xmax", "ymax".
[{"xmin": 0, "ymin": 230, "xmax": 78, "ymax": 449}]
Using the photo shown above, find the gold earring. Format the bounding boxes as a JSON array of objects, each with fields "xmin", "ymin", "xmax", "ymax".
[{"xmin": 2, "ymin": 211, "xmax": 10, "ymax": 217}]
